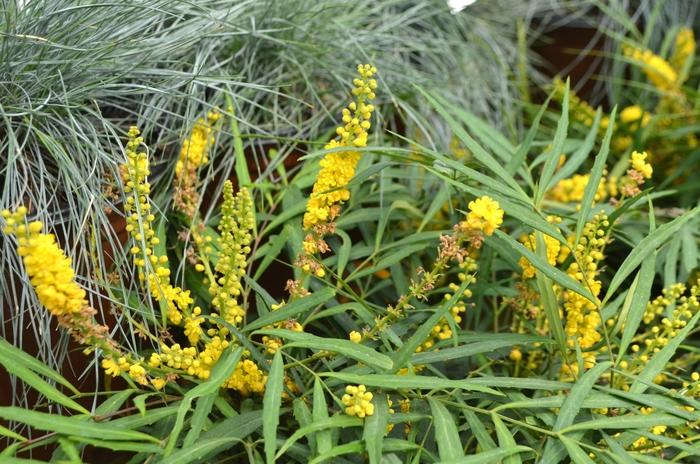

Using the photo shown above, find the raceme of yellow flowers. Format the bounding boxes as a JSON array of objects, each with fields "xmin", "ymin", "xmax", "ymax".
[
  {"xmin": 121, "ymin": 126, "xmax": 193, "ymax": 326},
  {"xmin": 517, "ymin": 151, "xmax": 653, "ymax": 375},
  {"xmin": 175, "ymin": 110, "xmax": 221, "ymax": 176},
  {"xmin": 2, "ymin": 208, "xmax": 87, "ymax": 317},
  {"xmin": 303, "ymin": 64, "xmax": 377, "ymax": 230},
  {"xmin": 173, "ymin": 110, "xmax": 221, "ymax": 216},
  {"xmin": 4, "ymin": 124, "xmax": 269, "ymax": 394}
]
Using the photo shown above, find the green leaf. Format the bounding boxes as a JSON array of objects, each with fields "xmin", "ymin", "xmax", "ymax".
[
  {"xmin": 463, "ymin": 410, "xmax": 496, "ymax": 451},
  {"xmin": 308, "ymin": 441, "xmax": 364, "ymax": 464},
  {"xmin": 364, "ymin": 394, "xmax": 388, "ymax": 464},
  {"xmin": 0, "ymin": 407, "xmax": 158, "ymax": 442},
  {"xmin": 542, "ymin": 361, "xmax": 612, "ymax": 463},
  {"xmin": 164, "ymin": 346, "xmax": 243, "ymax": 456},
  {"xmin": 263, "ymin": 351, "xmax": 284, "ymax": 464},
  {"xmin": 0, "ymin": 339, "xmax": 88, "ymax": 414},
  {"xmin": 182, "ymin": 394, "xmax": 216, "ymax": 448},
  {"xmin": 549, "ymin": 109, "xmax": 601, "ymax": 187},
  {"xmin": 428, "ymin": 398, "xmax": 463, "ymax": 461},
  {"xmin": 257, "ymin": 329, "xmax": 393, "ymax": 372},
  {"xmin": 393, "ymin": 279, "xmax": 470, "ymax": 371},
  {"xmin": 535, "ymin": 232, "xmax": 569, "ymax": 357},
  {"xmin": 67, "ymin": 436, "xmax": 163, "ymax": 454},
  {"xmin": 200, "ymin": 410, "xmax": 263, "ymax": 441},
  {"xmin": 412, "ymin": 339, "xmax": 547, "ymax": 365},
  {"xmin": 507, "ymin": 94, "xmax": 552, "ymax": 177},
  {"xmin": 617, "ymin": 253, "xmax": 656, "ymax": 360},
  {"xmin": 493, "ymin": 414, "xmax": 521, "ymax": 464},
  {"xmin": 535, "ymin": 80, "xmax": 569, "ymax": 207},
  {"xmin": 559, "ymin": 436, "xmax": 595, "ymax": 464},
  {"xmin": 312, "ymin": 379, "xmax": 331, "ymax": 458},
  {"xmin": 226, "ymin": 94, "xmax": 251, "ymax": 188},
  {"xmin": 275, "ymin": 416, "xmax": 363, "ymax": 460},
  {"xmin": 0, "ymin": 338, "xmax": 79, "ymax": 394},
  {"xmin": 244, "ymin": 288, "xmax": 335, "ymax": 332},
  {"xmin": 254, "ymin": 227, "xmax": 290, "ymax": 280},
  {"xmin": 416, "ymin": 86, "xmax": 528, "ymax": 200},
  {"xmin": 575, "ymin": 106, "xmax": 615, "ymax": 243},
  {"xmin": 161, "ymin": 437, "xmax": 241, "ymax": 464},
  {"xmin": 561, "ymin": 413, "xmax": 685, "ymax": 433},
  {"xmin": 320, "ymin": 373, "xmax": 500, "ymax": 396},
  {"xmin": 603, "ymin": 205, "xmax": 700, "ymax": 303},
  {"xmin": 439, "ymin": 446, "xmax": 532, "ymax": 464},
  {"xmin": 94, "ymin": 390, "xmax": 136, "ymax": 416}
]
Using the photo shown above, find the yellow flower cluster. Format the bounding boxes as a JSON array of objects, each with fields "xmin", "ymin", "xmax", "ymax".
[
  {"xmin": 2, "ymin": 208, "xmax": 87, "ymax": 316},
  {"xmin": 175, "ymin": 110, "xmax": 220, "ymax": 176},
  {"xmin": 548, "ymin": 174, "xmax": 608, "ymax": 204},
  {"xmin": 519, "ymin": 231, "xmax": 564, "ymax": 280},
  {"xmin": 431, "ymin": 264, "xmax": 476, "ymax": 347},
  {"xmin": 121, "ymin": 126, "xmax": 192, "ymax": 325},
  {"xmin": 209, "ymin": 182, "xmax": 254, "ymax": 330},
  {"xmin": 563, "ymin": 213, "xmax": 608, "ymax": 349},
  {"xmin": 342, "ymin": 384, "xmax": 374, "ymax": 418},
  {"xmin": 670, "ymin": 27, "xmax": 696, "ymax": 74},
  {"xmin": 623, "ymin": 45, "xmax": 678, "ymax": 92},
  {"xmin": 637, "ymin": 280, "xmax": 699, "ymax": 365},
  {"xmin": 630, "ymin": 407, "xmax": 669, "ymax": 450},
  {"xmin": 223, "ymin": 359, "xmax": 268, "ymax": 395},
  {"xmin": 630, "ymin": 150, "xmax": 653, "ymax": 179},
  {"xmin": 462, "ymin": 196, "xmax": 504, "ymax": 237},
  {"xmin": 303, "ymin": 64, "xmax": 377, "ymax": 230}
]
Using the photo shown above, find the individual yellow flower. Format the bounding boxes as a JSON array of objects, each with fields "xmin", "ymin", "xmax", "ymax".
[
  {"xmin": 349, "ymin": 331, "xmax": 362, "ymax": 343},
  {"xmin": 303, "ymin": 64, "xmax": 377, "ymax": 230},
  {"xmin": 631, "ymin": 150, "xmax": 653, "ymax": 179},
  {"xmin": 2, "ymin": 208, "xmax": 87, "ymax": 316},
  {"xmin": 342, "ymin": 384, "xmax": 374, "ymax": 418},
  {"xmin": 463, "ymin": 196, "xmax": 503, "ymax": 236}
]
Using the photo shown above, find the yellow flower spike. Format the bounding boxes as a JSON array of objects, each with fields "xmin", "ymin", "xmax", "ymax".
[
  {"xmin": 175, "ymin": 110, "xmax": 220, "ymax": 176},
  {"xmin": 2, "ymin": 209, "xmax": 87, "ymax": 317},
  {"xmin": 303, "ymin": 64, "xmax": 378, "ymax": 230},
  {"xmin": 463, "ymin": 196, "xmax": 503, "ymax": 236},
  {"xmin": 623, "ymin": 44, "xmax": 678, "ymax": 92},
  {"xmin": 670, "ymin": 27, "xmax": 696, "ymax": 75},
  {"xmin": 209, "ymin": 181, "xmax": 254, "ymax": 328}
]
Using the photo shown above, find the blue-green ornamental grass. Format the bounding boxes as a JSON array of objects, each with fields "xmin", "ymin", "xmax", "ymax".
[{"xmin": 2, "ymin": 2, "xmax": 700, "ymax": 463}]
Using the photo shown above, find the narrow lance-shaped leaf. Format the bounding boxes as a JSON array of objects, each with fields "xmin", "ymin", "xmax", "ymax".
[
  {"xmin": 535, "ymin": 78, "xmax": 569, "ymax": 207},
  {"xmin": 575, "ymin": 106, "xmax": 616, "ymax": 243},
  {"xmin": 263, "ymin": 351, "xmax": 284, "ymax": 464}
]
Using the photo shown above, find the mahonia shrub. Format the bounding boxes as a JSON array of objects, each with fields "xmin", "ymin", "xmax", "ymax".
[
  {"xmin": 2, "ymin": 63, "xmax": 700, "ymax": 464},
  {"xmin": 550, "ymin": 26, "xmax": 698, "ymax": 194}
]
